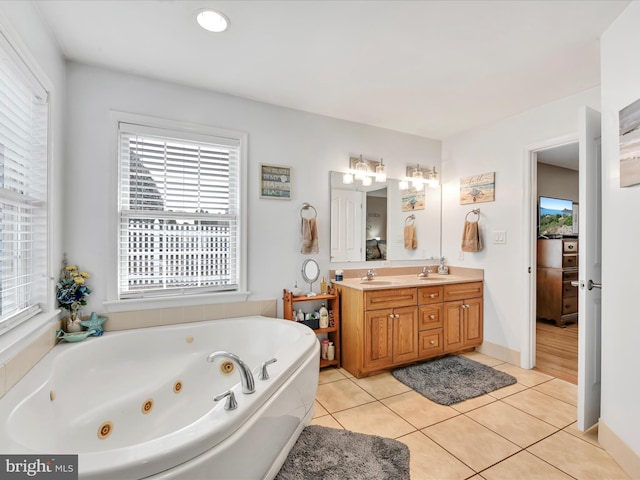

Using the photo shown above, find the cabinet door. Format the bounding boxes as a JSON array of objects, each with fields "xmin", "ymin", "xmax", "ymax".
[
  {"xmin": 443, "ymin": 300, "xmax": 464, "ymax": 352},
  {"xmin": 364, "ymin": 309, "xmax": 394, "ymax": 369},
  {"xmin": 392, "ymin": 306, "xmax": 419, "ymax": 364},
  {"xmin": 463, "ymin": 298, "xmax": 483, "ymax": 347}
]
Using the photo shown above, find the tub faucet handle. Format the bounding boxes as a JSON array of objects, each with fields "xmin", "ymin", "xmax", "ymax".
[
  {"xmin": 213, "ymin": 390, "xmax": 238, "ymax": 410},
  {"xmin": 259, "ymin": 358, "xmax": 278, "ymax": 380}
]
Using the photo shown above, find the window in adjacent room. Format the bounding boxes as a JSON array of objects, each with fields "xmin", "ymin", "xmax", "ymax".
[
  {"xmin": 117, "ymin": 121, "xmax": 243, "ymax": 299},
  {"xmin": 0, "ymin": 31, "xmax": 49, "ymax": 334}
]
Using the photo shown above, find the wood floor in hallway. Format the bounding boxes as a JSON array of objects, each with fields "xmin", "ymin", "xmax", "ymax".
[{"xmin": 535, "ymin": 319, "xmax": 578, "ymax": 384}]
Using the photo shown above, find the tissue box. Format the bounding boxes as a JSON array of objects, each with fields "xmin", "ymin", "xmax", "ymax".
[{"xmin": 300, "ymin": 318, "xmax": 319, "ymax": 330}]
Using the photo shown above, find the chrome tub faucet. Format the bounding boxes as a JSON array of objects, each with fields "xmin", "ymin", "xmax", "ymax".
[{"xmin": 207, "ymin": 351, "xmax": 256, "ymax": 394}]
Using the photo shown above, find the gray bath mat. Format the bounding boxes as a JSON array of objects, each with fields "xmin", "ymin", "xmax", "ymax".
[
  {"xmin": 276, "ymin": 425, "xmax": 410, "ymax": 480},
  {"xmin": 392, "ymin": 355, "xmax": 517, "ymax": 406}
]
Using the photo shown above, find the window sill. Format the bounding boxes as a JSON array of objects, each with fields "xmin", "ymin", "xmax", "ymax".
[
  {"xmin": 102, "ymin": 290, "xmax": 251, "ymax": 313},
  {"xmin": 0, "ymin": 310, "xmax": 60, "ymax": 364}
]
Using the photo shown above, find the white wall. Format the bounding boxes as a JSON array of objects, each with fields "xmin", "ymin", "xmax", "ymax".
[
  {"xmin": 600, "ymin": 1, "xmax": 640, "ymax": 463},
  {"xmin": 0, "ymin": 3, "xmax": 66, "ymax": 311},
  {"xmin": 537, "ymin": 163, "xmax": 579, "ymax": 203},
  {"xmin": 65, "ymin": 63, "xmax": 441, "ymax": 315},
  {"xmin": 441, "ymin": 87, "xmax": 600, "ymax": 361}
]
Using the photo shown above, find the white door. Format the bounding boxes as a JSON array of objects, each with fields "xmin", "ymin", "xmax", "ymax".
[
  {"xmin": 330, "ymin": 189, "xmax": 363, "ymax": 262},
  {"xmin": 577, "ymin": 106, "xmax": 602, "ymax": 431}
]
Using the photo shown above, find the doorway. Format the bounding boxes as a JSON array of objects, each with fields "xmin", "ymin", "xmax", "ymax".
[{"xmin": 534, "ymin": 143, "xmax": 580, "ymax": 384}]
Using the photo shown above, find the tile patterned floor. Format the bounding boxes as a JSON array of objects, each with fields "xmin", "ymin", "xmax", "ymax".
[{"xmin": 312, "ymin": 352, "xmax": 630, "ymax": 479}]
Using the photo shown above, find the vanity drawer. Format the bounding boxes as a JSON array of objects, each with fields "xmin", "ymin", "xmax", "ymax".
[
  {"xmin": 419, "ymin": 304, "xmax": 443, "ymax": 330},
  {"xmin": 562, "ymin": 295, "xmax": 578, "ymax": 314},
  {"xmin": 419, "ymin": 330, "xmax": 443, "ymax": 357},
  {"xmin": 562, "ymin": 254, "xmax": 578, "ymax": 268},
  {"xmin": 563, "ymin": 270, "xmax": 578, "ymax": 282},
  {"xmin": 365, "ymin": 288, "xmax": 417, "ymax": 310},
  {"xmin": 418, "ymin": 286, "xmax": 444, "ymax": 305},
  {"xmin": 563, "ymin": 241, "xmax": 578, "ymax": 253},
  {"xmin": 443, "ymin": 282, "xmax": 483, "ymax": 302}
]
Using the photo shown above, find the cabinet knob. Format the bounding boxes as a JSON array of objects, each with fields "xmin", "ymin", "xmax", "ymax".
[
  {"xmin": 429, "ymin": 314, "xmax": 435, "ymax": 319},
  {"xmin": 430, "ymin": 294, "xmax": 437, "ymax": 298},
  {"xmin": 389, "ymin": 314, "xmax": 394, "ymax": 319},
  {"xmin": 430, "ymin": 340, "xmax": 435, "ymax": 345},
  {"xmin": 395, "ymin": 314, "xmax": 400, "ymax": 318}
]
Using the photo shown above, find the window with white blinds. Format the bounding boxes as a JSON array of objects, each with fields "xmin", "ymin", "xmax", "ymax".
[
  {"xmin": 118, "ymin": 122, "xmax": 241, "ymax": 298},
  {"xmin": 0, "ymin": 31, "xmax": 49, "ymax": 333}
]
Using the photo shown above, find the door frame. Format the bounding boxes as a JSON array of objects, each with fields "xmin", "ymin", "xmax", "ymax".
[{"xmin": 522, "ymin": 133, "xmax": 578, "ymax": 369}]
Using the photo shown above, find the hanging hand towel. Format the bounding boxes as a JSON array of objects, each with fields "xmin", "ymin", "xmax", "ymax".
[
  {"xmin": 461, "ymin": 220, "xmax": 483, "ymax": 252},
  {"xmin": 404, "ymin": 224, "xmax": 417, "ymax": 250},
  {"xmin": 301, "ymin": 217, "xmax": 319, "ymax": 254}
]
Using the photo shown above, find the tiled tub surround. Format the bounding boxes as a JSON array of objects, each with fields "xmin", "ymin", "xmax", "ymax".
[
  {"xmin": 0, "ymin": 299, "xmax": 276, "ymax": 400},
  {"xmin": 0, "ymin": 315, "xmax": 317, "ymax": 479}
]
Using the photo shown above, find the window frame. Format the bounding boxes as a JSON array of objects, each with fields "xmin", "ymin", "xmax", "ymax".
[
  {"xmin": 0, "ymin": 26, "xmax": 51, "ymax": 339},
  {"xmin": 105, "ymin": 112, "xmax": 248, "ymax": 313}
]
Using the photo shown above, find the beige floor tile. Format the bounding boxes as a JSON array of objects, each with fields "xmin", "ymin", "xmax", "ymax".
[
  {"xmin": 528, "ymin": 430, "xmax": 630, "ymax": 479},
  {"xmin": 318, "ymin": 368, "xmax": 346, "ymax": 384},
  {"xmin": 338, "ymin": 367, "xmax": 355, "ymax": 379},
  {"xmin": 487, "ymin": 381, "xmax": 528, "ymax": 399},
  {"xmin": 349, "ymin": 371, "xmax": 411, "ymax": 399},
  {"xmin": 332, "ymin": 401, "xmax": 415, "ymax": 439},
  {"xmin": 494, "ymin": 363, "xmax": 553, "ymax": 387},
  {"xmin": 563, "ymin": 422, "xmax": 600, "ymax": 447},
  {"xmin": 502, "ymin": 389, "xmax": 576, "ymax": 428},
  {"xmin": 481, "ymin": 451, "xmax": 573, "ymax": 480},
  {"xmin": 533, "ymin": 378, "xmax": 577, "ymax": 406},
  {"xmin": 466, "ymin": 401, "xmax": 558, "ymax": 448},
  {"xmin": 381, "ymin": 391, "xmax": 460, "ymax": 429},
  {"xmin": 461, "ymin": 351, "xmax": 505, "ymax": 367},
  {"xmin": 398, "ymin": 431, "xmax": 475, "ymax": 480},
  {"xmin": 310, "ymin": 415, "xmax": 344, "ymax": 429},
  {"xmin": 312, "ymin": 400, "xmax": 328, "ymax": 418},
  {"xmin": 451, "ymin": 393, "xmax": 496, "ymax": 413},
  {"xmin": 422, "ymin": 415, "xmax": 520, "ymax": 472},
  {"xmin": 315, "ymin": 379, "xmax": 375, "ymax": 413}
]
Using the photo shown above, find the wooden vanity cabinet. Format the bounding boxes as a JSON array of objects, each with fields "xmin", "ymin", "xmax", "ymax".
[
  {"xmin": 339, "ymin": 280, "xmax": 483, "ymax": 378},
  {"xmin": 442, "ymin": 282, "xmax": 483, "ymax": 353},
  {"xmin": 363, "ymin": 288, "xmax": 418, "ymax": 370}
]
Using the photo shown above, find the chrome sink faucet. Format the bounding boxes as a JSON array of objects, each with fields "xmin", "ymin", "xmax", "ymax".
[
  {"xmin": 207, "ymin": 351, "xmax": 255, "ymax": 394},
  {"xmin": 361, "ymin": 269, "xmax": 377, "ymax": 281},
  {"xmin": 418, "ymin": 266, "xmax": 432, "ymax": 278}
]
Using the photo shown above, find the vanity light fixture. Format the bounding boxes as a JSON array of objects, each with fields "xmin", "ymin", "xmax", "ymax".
[
  {"xmin": 375, "ymin": 158, "xmax": 386, "ymax": 183},
  {"xmin": 354, "ymin": 155, "xmax": 369, "ymax": 181},
  {"xmin": 411, "ymin": 164, "xmax": 425, "ymax": 189},
  {"xmin": 361, "ymin": 175, "xmax": 372, "ymax": 187},
  {"xmin": 427, "ymin": 166, "xmax": 440, "ymax": 188},
  {"xmin": 196, "ymin": 9, "xmax": 230, "ymax": 32},
  {"xmin": 342, "ymin": 172, "xmax": 354, "ymax": 184}
]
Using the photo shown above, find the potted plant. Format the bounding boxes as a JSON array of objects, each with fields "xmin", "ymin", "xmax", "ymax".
[{"xmin": 56, "ymin": 261, "xmax": 91, "ymax": 332}]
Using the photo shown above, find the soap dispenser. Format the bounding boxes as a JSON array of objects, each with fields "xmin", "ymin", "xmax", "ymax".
[
  {"xmin": 319, "ymin": 304, "xmax": 329, "ymax": 329},
  {"xmin": 437, "ymin": 256, "xmax": 449, "ymax": 275}
]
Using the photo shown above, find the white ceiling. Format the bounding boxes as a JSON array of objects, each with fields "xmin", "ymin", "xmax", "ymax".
[
  {"xmin": 34, "ymin": 0, "xmax": 629, "ymax": 140},
  {"xmin": 537, "ymin": 142, "xmax": 579, "ymax": 171}
]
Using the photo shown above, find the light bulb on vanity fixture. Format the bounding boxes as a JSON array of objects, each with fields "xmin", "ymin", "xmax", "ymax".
[
  {"xmin": 411, "ymin": 164, "xmax": 425, "ymax": 189},
  {"xmin": 375, "ymin": 158, "xmax": 386, "ymax": 183},
  {"xmin": 354, "ymin": 155, "xmax": 368, "ymax": 181},
  {"xmin": 403, "ymin": 164, "xmax": 439, "ymax": 190}
]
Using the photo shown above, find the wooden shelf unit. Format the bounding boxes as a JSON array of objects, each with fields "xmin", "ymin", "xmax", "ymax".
[{"xmin": 282, "ymin": 289, "xmax": 341, "ymax": 369}]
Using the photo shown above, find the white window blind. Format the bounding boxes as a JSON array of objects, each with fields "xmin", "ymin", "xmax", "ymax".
[
  {"xmin": 118, "ymin": 122, "xmax": 241, "ymax": 298},
  {"xmin": 0, "ymin": 31, "xmax": 48, "ymax": 333}
]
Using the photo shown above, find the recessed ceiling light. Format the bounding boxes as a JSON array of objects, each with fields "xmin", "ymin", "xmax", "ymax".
[{"xmin": 196, "ymin": 9, "xmax": 229, "ymax": 33}]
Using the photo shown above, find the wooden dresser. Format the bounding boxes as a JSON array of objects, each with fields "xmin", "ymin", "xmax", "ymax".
[{"xmin": 536, "ymin": 238, "xmax": 578, "ymax": 327}]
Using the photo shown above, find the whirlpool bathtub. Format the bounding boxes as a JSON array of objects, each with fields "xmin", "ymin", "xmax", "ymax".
[{"xmin": 0, "ymin": 316, "xmax": 320, "ymax": 479}]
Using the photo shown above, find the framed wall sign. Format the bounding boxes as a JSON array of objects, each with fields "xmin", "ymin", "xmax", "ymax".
[
  {"xmin": 460, "ymin": 172, "xmax": 495, "ymax": 204},
  {"xmin": 260, "ymin": 163, "xmax": 292, "ymax": 199}
]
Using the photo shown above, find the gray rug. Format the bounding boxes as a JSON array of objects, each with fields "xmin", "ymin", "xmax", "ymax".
[
  {"xmin": 392, "ymin": 355, "xmax": 517, "ymax": 406},
  {"xmin": 276, "ymin": 425, "xmax": 410, "ymax": 480}
]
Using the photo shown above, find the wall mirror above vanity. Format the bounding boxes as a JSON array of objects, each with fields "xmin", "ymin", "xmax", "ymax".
[{"xmin": 329, "ymin": 171, "xmax": 442, "ymax": 263}]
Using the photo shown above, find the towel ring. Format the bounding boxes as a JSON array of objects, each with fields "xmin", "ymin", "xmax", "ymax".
[
  {"xmin": 405, "ymin": 214, "xmax": 415, "ymax": 225},
  {"xmin": 465, "ymin": 208, "xmax": 480, "ymax": 222},
  {"xmin": 300, "ymin": 203, "xmax": 317, "ymax": 219}
]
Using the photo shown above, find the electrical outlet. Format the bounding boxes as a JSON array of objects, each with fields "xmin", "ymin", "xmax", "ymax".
[{"xmin": 457, "ymin": 250, "xmax": 464, "ymax": 261}]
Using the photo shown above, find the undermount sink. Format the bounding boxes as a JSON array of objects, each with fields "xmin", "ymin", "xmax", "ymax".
[{"xmin": 360, "ymin": 280, "xmax": 395, "ymax": 285}]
